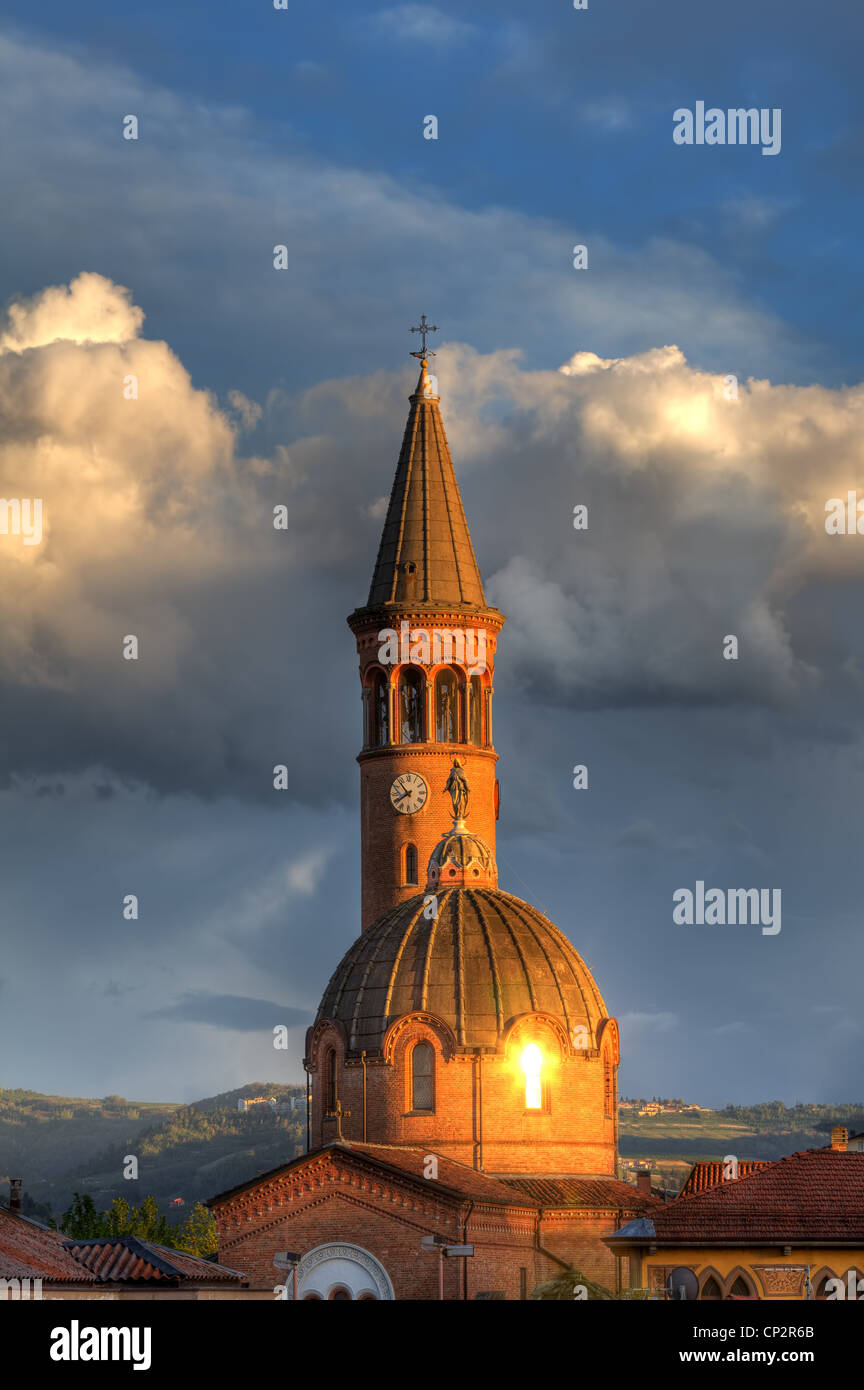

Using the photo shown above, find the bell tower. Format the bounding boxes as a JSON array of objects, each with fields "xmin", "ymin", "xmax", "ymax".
[{"xmin": 348, "ymin": 326, "xmax": 505, "ymax": 930}]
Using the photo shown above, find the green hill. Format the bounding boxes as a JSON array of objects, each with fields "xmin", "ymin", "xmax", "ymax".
[
  {"xmin": 618, "ymin": 1100, "xmax": 864, "ymax": 1192},
  {"xmin": 4, "ymin": 1085, "xmax": 861, "ymax": 1220},
  {"xmin": 0, "ymin": 1083, "xmax": 305, "ymax": 1223}
]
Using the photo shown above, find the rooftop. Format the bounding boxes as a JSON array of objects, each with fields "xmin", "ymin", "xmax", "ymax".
[{"xmin": 608, "ymin": 1150, "xmax": 864, "ymax": 1246}]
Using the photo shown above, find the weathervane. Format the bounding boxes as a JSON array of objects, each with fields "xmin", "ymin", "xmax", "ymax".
[{"xmin": 410, "ymin": 313, "xmax": 438, "ymax": 358}]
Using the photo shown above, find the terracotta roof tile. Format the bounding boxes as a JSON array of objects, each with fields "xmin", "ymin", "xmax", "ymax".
[
  {"xmin": 0, "ymin": 1204, "xmax": 246, "ymax": 1285},
  {"xmin": 333, "ymin": 1143, "xmax": 541, "ymax": 1207},
  {"xmin": 0, "ymin": 1206, "xmax": 98, "ymax": 1283},
  {"xmin": 638, "ymin": 1151, "xmax": 864, "ymax": 1244},
  {"xmin": 64, "ymin": 1236, "xmax": 246, "ymax": 1284},
  {"xmin": 501, "ymin": 1176, "xmax": 661, "ymax": 1211},
  {"xmin": 680, "ymin": 1160, "xmax": 771, "ymax": 1196},
  {"xmin": 208, "ymin": 1142, "xmax": 540, "ymax": 1209}
]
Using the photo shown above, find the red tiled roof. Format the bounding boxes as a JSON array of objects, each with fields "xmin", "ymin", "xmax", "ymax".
[
  {"xmin": 501, "ymin": 1176, "xmax": 661, "ymax": 1211},
  {"xmin": 654, "ymin": 1151, "xmax": 864, "ymax": 1244},
  {"xmin": 680, "ymin": 1160, "xmax": 771, "ymax": 1196},
  {"xmin": 0, "ymin": 1205, "xmax": 246, "ymax": 1285},
  {"xmin": 0, "ymin": 1206, "xmax": 97, "ymax": 1284},
  {"xmin": 64, "ymin": 1237, "xmax": 246, "ymax": 1284},
  {"xmin": 207, "ymin": 1142, "xmax": 657, "ymax": 1215},
  {"xmin": 343, "ymin": 1144, "xmax": 540, "ymax": 1206},
  {"xmin": 208, "ymin": 1142, "xmax": 542, "ymax": 1209}
]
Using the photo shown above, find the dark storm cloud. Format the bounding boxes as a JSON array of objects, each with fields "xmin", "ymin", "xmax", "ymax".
[{"xmin": 146, "ymin": 992, "xmax": 312, "ymax": 1033}]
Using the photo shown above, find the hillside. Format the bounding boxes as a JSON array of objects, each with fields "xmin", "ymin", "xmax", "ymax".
[
  {"xmin": 618, "ymin": 1100, "xmax": 864, "ymax": 1192},
  {"xmin": 0, "ymin": 1083, "xmax": 305, "ymax": 1222},
  {"xmin": 4, "ymin": 1085, "xmax": 861, "ymax": 1220}
]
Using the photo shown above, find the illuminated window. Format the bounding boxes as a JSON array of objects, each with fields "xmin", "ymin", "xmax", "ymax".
[
  {"xmin": 521, "ymin": 1043, "xmax": 543, "ymax": 1111},
  {"xmin": 325, "ymin": 1048, "xmax": 337, "ymax": 1114},
  {"xmin": 411, "ymin": 1041, "xmax": 434, "ymax": 1111},
  {"xmin": 405, "ymin": 843, "xmax": 418, "ymax": 885}
]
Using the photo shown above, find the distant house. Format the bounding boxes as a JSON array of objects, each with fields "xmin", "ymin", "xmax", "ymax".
[
  {"xmin": 847, "ymin": 1131, "xmax": 864, "ymax": 1152},
  {"xmin": 0, "ymin": 1199, "xmax": 248, "ymax": 1301},
  {"xmin": 237, "ymin": 1097, "xmax": 276, "ymax": 1113},
  {"xmin": 680, "ymin": 1159, "xmax": 771, "ymax": 1197}
]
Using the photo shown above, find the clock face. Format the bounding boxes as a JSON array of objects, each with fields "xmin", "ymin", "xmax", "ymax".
[{"xmin": 390, "ymin": 772, "xmax": 427, "ymax": 815}]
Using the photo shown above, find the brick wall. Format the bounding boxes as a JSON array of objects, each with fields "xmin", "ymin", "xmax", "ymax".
[
  {"xmin": 310, "ymin": 1015, "xmax": 617, "ymax": 1176},
  {"xmin": 351, "ymin": 608, "xmax": 503, "ymax": 931}
]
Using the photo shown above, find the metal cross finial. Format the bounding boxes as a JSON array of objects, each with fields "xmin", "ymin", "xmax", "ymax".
[{"xmin": 410, "ymin": 314, "xmax": 438, "ymax": 358}]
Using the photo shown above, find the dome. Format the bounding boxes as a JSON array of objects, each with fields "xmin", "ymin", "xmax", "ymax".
[
  {"xmin": 317, "ymin": 887, "xmax": 609, "ymax": 1055},
  {"xmin": 426, "ymin": 828, "xmax": 496, "ymax": 889}
]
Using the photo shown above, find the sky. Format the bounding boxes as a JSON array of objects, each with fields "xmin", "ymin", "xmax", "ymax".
[{"xmin": 0, "ymin": 0, "xmax": 862, "ymax": 1107}]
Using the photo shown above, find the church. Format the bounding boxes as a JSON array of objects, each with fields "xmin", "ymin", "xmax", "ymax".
[{"xmin": 208, "ymin": 334, "xmax": 657, "ymax": 1300}]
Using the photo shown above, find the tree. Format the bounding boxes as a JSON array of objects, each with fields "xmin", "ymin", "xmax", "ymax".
[
  {"xmin": 175, "ymin": 1203, "xmax": 218, "ymax": 1259},
  {"xmin": 60, "ymin": 1193, "xmax": 106, "ymax": 1239},
  {"xmin": 105, "ymin": 1196, "xmax": 131, "ymax": 1236},
  {"xmin": 135, "ymin": 1194, "xmax": 173, "ymax": 1245},
  {"xmin": 530, "ymin": 1266, "xmax": 615, "ymax": 1301}
]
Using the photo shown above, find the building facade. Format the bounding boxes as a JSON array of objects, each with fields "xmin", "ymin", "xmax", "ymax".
[
  {"xmin": 607, "ymin": 1135, "xmax": 864, "ymax": 1300},
  {"xmin": 209, "ymin": 342, "xmax": 655, "ymax": 1299}
]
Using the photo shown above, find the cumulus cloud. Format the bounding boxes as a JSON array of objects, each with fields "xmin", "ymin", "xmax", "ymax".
[
  {"xmin": 0, "ymin": 271, "xmax": 145, "ymax": 351},
  {"xmin": 1, "ymin": 273, "xmax": 863, "ymax": 804}
]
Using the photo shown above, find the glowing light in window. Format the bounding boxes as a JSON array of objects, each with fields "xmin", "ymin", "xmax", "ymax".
[{"xmin": 521, "ymin": 1043, "xmax": 542, "ymax": 1110}]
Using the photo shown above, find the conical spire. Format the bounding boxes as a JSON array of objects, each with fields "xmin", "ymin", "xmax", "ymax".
[{"xmin": 366, "ymin": 359, "xmax": 486, "ymax": 609}]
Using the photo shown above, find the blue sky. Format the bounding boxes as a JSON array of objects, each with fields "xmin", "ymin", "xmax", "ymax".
[
  {"xmin": 0, "ymin": 2, "xmax": 863, "ymax": 1110},
  {"xmin": 1, "ymin": 0, "xmax": 863, "ymax": 392}
]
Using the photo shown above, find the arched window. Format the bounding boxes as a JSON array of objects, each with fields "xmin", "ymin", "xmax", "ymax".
[
  {"xmin": 398, "ymin": 668, "xmax": 424, "ymax": 743},
  {"xmin": 325, "ymin": 1048, "xmax": 337, "ymax": 1114},
  {"xmin": 728, "ymin": 1275, "xmax": 754, "ymax": 1298},
  {"xmin": 404, "ymin": 843, "xmax": 418, "ymax": 885},
  {"xmin": 370, "ymin": 673, "xmax": 389, "ymax": 748},
  {"xmin": 329, "ymin": 1287, "xmax": 351, "ymax": 1301},
  {"xmin": 521, "ymin": 1043, "xmax": 543, "ymax": 1111},
  {"xmin": 468, "ymin": 675, "xmax": 483, "ymax": 745},
  {"xmin": 816, "ymin": 1274, "xmax": 839, "ymax": 1300},
  {"xmin": 411, "ymin": 1041, "xmax": 434, "ymax": 1112},
  {"xmin": 700, "ymin": 1276, "xmax": 722, "ymax": 1300},
  {"xmin": 435, "ymin": 668, "xmax": 460, "ymax": 743}
]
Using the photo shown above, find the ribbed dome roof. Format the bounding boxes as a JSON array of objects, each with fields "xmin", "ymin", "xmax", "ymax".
[
  {"xmin": 317, "ymin": 887, "xmax": 609, "ymax": 1054},
  {"xmin": 426, "ymin": 828, "xmax": 496, "ymax": 889}
]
